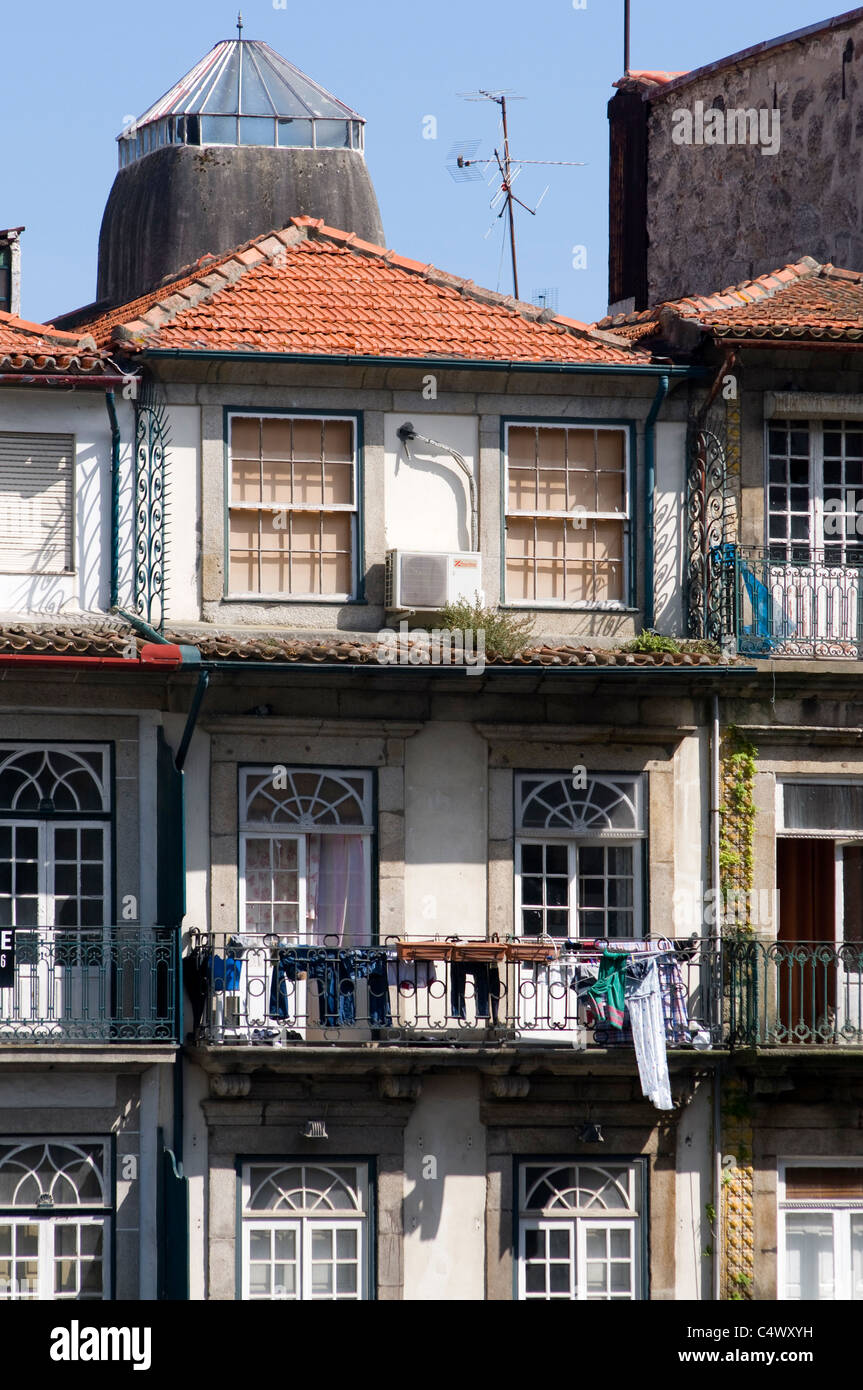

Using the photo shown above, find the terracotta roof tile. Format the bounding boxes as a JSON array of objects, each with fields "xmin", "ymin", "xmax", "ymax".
[
  {"xmin": 75, "ymin": 218, "xmax": 651, "ymax": 367},
  {"xmin": 594, "ymin": 258, "xmax": 863, "ymax": 346},
  {"xmin": 0, "ymin": 311, "xmax": 104, "ymax": 374}
]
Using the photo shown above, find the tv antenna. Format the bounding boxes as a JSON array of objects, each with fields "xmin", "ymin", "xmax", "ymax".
[{"xmin": 447, "ymin": 90, "xmax": 586, "ymax": 301}]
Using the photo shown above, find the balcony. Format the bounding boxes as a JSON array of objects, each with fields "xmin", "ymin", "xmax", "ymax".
[
  {"xmin": 718, "ymin": 544, "xmax": 863, "ymax": 658},
  {"xmin": 728, "ymin": 939, "xmax": 863, "ymax": 1046},
  {"xmin": 0, "ymin": 927, "xmax": 178, "ymax": 1044},
  {"xmin": 186, "ymin": 934, "xmax": 721, "ymax": 1050}
]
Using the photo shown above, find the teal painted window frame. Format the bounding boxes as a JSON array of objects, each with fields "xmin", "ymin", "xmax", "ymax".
[
  {"xmin": 222, "ymin": 406, "xmax": 366, "ymax": 605},
  {"xmin": 499, "ymin": 416, "xmax": 639, "ymax": 612}
]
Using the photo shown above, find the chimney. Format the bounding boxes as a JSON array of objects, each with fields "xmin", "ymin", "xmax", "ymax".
[{"xmin": 0, "ymin": 228, "xmax": 24, "ymax": 317}]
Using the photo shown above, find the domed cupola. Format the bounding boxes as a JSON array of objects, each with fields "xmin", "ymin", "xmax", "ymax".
[{"xmin": 97, "ymin": 28, "xmax": 385, "ymax": 305}]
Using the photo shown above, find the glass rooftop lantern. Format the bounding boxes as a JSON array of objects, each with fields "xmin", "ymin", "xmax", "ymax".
[{"xmin": 117, "ymin": 38, "xmax": 366, "ymax": 168}]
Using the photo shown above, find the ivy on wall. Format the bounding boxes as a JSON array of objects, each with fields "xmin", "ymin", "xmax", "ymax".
[{"xmin": 719, "ymin": 727, "xmax": 757, "ymax": 935}]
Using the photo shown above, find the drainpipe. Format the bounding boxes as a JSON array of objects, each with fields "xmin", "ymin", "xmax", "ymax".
[
  {"xmin": 711, "ymin": 692, "xmax": 723, "ymax": 1302},
  {"xmin": 105, "ymin": 391, "xmax": 121, "ymax": 610},
  {"xmin": 644, "ymin": 374, "xmax": 670, "ymax": 631}
]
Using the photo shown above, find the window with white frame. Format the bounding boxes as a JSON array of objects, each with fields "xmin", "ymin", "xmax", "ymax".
[
  {"xmin": 239, "ymin": 768, "xmax": 372, "ymax": 946},
  {"xmin": 0, "ymin": 746, "xmax": 111, "ymax": 930},
  {"xmin": 515, "ymin": 774, "xmax": 645, "ymax": 939},
  {"xmin": 0, "ymin": 433, "xmax": 74, "ymax": 575},
  {"xmin": 0, "ymin": 1139, "xmax": 111, "ymax": 1300},
  {"xmin": 779, "ymin": 1162, "xmax": 863, "ymax": 1300},
  {"xmin": 768, "ymin": 420, "xmax": 863, "ymax": 564},
  {"xmin": 228, "ymin": 414, "xmax": 358, "ymax": 599},
  {"xmin": 241, "ymin": 1162, "xmax": 369, "ymax": 1300},
  {"xmin": 505, "ymin": 424, "xmax": 628, "ymax": 606},
  {"xmin": 518, "ymin": 1161, "xmax": 643, "ymax": 1300}
]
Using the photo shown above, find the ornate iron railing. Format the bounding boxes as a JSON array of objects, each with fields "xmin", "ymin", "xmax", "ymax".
[
  {"xmin": 0, "ymin": 928, "xmax": 178, "ymax": 1043},
  {"xmin": 728, "ymin": 939, "xmax": 863, "ymax": 1046},
  {"xmin": 134, "ymin": 388, "xmax": 169, "ymax": 630},
  {"xmin": 721, "ymin": 545, "xmax": 863, "ymax": 658},
  {"xmin": 186, "ymin": 934, "xmax": 721, "ymax": 1049}
]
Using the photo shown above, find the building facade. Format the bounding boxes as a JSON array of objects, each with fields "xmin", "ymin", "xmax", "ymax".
[{"xmin": 1, "ymin": 27, "xmax": 862, "ymax": 1305}]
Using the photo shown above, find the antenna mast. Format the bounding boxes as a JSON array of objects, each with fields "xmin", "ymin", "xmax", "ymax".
[
  {"xmin": 451, "ymin": 90, "xmax": 585, "ymax": 302},
  {"xmin": 624, "ymin": 0, "xmax": 631, "ymax": 74}
]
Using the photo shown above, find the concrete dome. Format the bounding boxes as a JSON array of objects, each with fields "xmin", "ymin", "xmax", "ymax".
[{"xmin": 97, "ymin": 38, "xmax": 385, "ymax": 306}]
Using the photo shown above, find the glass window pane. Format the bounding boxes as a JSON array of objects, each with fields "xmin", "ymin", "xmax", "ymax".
[
  {"xmin": 311, "ymin": 1263, "xmax": 333, "ymax": 1294},
  {"xmin": 240, "ymin": 117, "xmax": 275, "ymax": 146},
  {"xmin": 525, "ymin": 1264, "xmax": 545, "ymax": 1293},
  {"xmin": 316, "ymin": 120, "xmax": 350, "ymax": 148},
  {"xmin": 336, "ymin": 1230, "xmax": 357, "ymax": 1260},
  {"xmin": 549, "ymin": 1264, "xmax": 569, "ymax": 1293},
  {"xmin": 201, "ymin": 115, "xmax": 237, "ymax": 144},
  {"xmin": 250, "ymin": 1230, "xmax": 270, "ymax": 1260},
  {"xmin": 785, "ymin": 1214, "xmax": 834, "ymax": 1300},
  {"xmin": 311, "ymin": 1229, "xmax": 332, "ymax": 1260},
  {"xmin": 549, "ymin": 1228, "xmax": 569, "ymax": 1259},
  {"xmin": 336, "ymin": 1264, "xmax": 358, "ymax": 1294},
  {"xmin": 278, "ymin": 119, "xmax": 313, "ymax": 147}
]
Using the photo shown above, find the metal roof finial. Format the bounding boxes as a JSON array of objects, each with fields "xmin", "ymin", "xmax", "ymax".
[{"xmin": 237, "ymin": 11, "xmax": 243, "ymax": 39}]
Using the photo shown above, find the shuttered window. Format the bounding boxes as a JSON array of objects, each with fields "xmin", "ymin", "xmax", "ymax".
[{"xmin": 0, "ymin": 433, "xmax": 74, "ymax": 574}]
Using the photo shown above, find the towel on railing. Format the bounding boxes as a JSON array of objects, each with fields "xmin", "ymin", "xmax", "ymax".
[
  {"xmin": 624, "ymin": 958, "xmax": 674, "ymax": 1111},
  {"xmin": 579, "ymin": 952, "xmax": 627, "ymax": 1029}
]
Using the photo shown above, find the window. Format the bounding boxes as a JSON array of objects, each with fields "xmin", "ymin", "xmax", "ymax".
[
  {"xmin": 239, "ymin": 767, "xmax": 372, "ymax": 946},
  {"xmin": 505, "ymin": 424, "xmax": 628, "ymax": 606},
  {"xmin": 780, "ymin": 1162, "xmax": 863, "ymax": 1300},
  {"xmin": 518, "ymin": 1161, "xmax": 643, "ymax": 1300},
  {"xmin": 228, "ymin": 414, "xmax": 357, "ymax": 599},
  {"xmin": 515, "ymin": 774, "xmax": 645, "ymax": 938},
  {"xmin": 778, "ymin": 779, "xmax": 863, "ymax": 836},
  {"xmin": 0, "ymin": 433, "xmax": 74, "ymax": 574},
  {"xmin": 0, "ymin": 746, "xmax": 112, "ymax": 1036},
  {"xmin": 241, "ymin": 1162, "xmax": 369, "ymax": 1300},
  {"xmin": 0, "ymin": 1140, "xmax": 111, "ymax": 1300},
  {"xmin": 768, "ymin": 420, "xmax": 863, "ymax": 564}
]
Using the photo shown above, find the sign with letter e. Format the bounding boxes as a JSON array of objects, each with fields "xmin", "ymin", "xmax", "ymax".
[{"xmin": 0, "ymin": 929, "xmax": 14, "ymax": 987}]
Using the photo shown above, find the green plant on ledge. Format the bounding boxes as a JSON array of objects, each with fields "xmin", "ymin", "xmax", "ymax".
[
  {"xmin": 438, "ymin": 597, "xmax": 535, "ymax": 659},
  {"xmin": 622, "ymin": 630, "xmax": 721, "ymax": 656},
  {"xmin": 719, "ymin": 727, "xmax": 758, "ymax": 937}
]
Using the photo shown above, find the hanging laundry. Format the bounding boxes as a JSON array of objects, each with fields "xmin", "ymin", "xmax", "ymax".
[
  {"xmin": 579, "ymin": 951, "xmax": 627, "ymax": 1029},
  {"xmin": 625, "ymin": 958, "xmax": 674, "ymax": 1111}
]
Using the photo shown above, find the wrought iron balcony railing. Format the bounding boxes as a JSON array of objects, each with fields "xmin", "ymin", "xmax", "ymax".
[
  {"xmin": 0, "ymin": 927, "xmax": 178, "ymax": 1043},
  {"xmin": 186, "ymin": 934, "xmax": 721, "ymax": 1050},
  {"xmin": 727, "ymin": 939, "xmax": 863, "ymax": 1046},
  {"xmin": 716, "ymin": 544, "xmax": 863, "ymax": 658}
]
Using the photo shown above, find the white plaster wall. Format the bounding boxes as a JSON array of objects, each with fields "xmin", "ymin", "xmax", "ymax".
[
  {"xmin": 404, "ymin": 723, "xmax": 487, "ymax": 938},
  {"xmin": 673, "ymin": 730, "xmax": 709, "ymax": 935},
  {"xmin": 403, "ymin": 1075, "xmax": 486, "ymax": 1300},
  {"xmin": 674, "ymin": 1079, "xmax": 715, "ymax": 1299},
  {"xmin": 653, "ymin": 421, "xmax": 687, "ymax": 636},
  {"xmin": 384, "ymin": 413, "xmax": 479, "ymax": 555},
  {"xmin": 163, "ymin": 405, "xmax": 201, "ymax": 622},
  {"xmin": 0, "ymin": 387, "xmax": 134, "ymax": 618}
]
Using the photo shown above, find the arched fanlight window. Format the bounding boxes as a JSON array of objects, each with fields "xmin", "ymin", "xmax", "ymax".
[
  {"xmin": 241, "ymin": 769, "xmax": 371, "ymax": 829},
  {"xmin": 0, "ymin": 1141, "xmax": 109, "ymax": 1209},
  {"xmin": 522, "ymin": 1163, "xmax": 636, "ymax": 1214},
  {"xmin": 245, "ymin": 1164, "xmax": 364, "ymax": 1215},
  {"xmin": 0, "ymin": 747, "xmax": 109, "ymax": 815},
  {"xmin": 518, "ymin": 774, "xmax": 642, "ymax": 835}
]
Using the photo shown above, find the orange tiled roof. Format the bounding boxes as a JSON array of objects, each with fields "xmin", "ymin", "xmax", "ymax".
[
  {"xmin": 595, "ymin": 259, "xmax": 863, "ymax": 346},
  {"xmin": 77, "ymin": 218, "xmax": 649, "ymax": 366},
  {"xmin": 0, "ymin": 311, "xmax": 103, "ymax": 373}
]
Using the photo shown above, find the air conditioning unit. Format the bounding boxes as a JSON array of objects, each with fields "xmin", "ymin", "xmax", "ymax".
[{"xmin": 385, "ymin": 550, "xmax": 482, "ymax": 611}]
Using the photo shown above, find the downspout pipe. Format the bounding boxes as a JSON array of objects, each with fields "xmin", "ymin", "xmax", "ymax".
[
  {"xmin": 644, "ymin": 374, "xmax": 670, "ymax": 631},
  {"xmin": 105, "ymin": 391, "xmax": 121, "ymax": 610}
]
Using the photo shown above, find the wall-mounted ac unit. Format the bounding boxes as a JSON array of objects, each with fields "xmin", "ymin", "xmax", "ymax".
[{"xmin": 385, "ymin": 550, "xmax": 482, "ymax": 610}]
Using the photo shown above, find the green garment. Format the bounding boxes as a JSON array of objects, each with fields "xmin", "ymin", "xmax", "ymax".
[{"xmin": 585, "ymin": 951, "xmax": 628, "ymax": 1029}]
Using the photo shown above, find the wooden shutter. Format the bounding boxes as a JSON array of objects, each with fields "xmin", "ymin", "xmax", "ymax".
[
  {"xmin": 785, "ymin": 1168, "xmax": 863, "ymax": 1200},
  {"xmin": 0, "ymin": 432, "xmax": 74, "ymax": 573}
]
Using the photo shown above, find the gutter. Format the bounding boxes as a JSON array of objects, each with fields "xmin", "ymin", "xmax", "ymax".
[
  {"xmin": 0, "ymin": 374, "xmax": 136, "ymax": 388},
  {"xmin": 644, "ymin": 373, "xmax": 670, "ymax": 630},
  {"xmin": 142, "ymin": 347, "xmax": 705, "ymax": 378},
  {"xmin": 198, "ymin": 658, "xmax": 755, "ymax": 679},
  {"xmin": 0, "ymin": 645, "xmax": 186, "ymax": 671}
]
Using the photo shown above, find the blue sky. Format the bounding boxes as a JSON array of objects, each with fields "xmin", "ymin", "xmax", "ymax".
[{"xmin": 2, "ymin": 0, "xmax": 847, "ymax": 324}]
